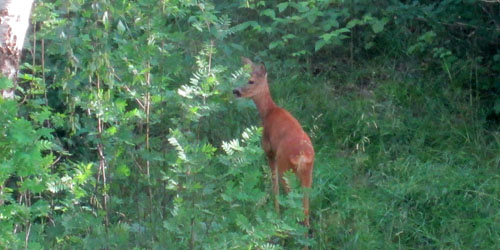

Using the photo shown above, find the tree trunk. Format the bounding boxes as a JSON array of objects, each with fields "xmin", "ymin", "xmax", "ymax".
[{"xmin": 0, "ymin": 0, "xmax": 34, "ymax": 99}]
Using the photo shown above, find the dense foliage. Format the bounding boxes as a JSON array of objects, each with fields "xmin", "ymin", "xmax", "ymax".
[{"xmin": 1, "ymin": 0, "xmax": 499, "ymax": 249}]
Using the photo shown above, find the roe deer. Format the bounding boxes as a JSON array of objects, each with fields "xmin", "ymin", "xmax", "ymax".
[{"xmin": 233, "ymin": 57, "xmax": 314, "ymax": 227}]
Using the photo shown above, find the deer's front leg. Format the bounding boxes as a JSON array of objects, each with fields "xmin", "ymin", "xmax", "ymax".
[
  {"xmin": 268, "ymin": 157, "xmax": 280, "ymax": 214},
  {"xmin": 263, "ymin": 137, "xmax": 279, "ymax": 214}
]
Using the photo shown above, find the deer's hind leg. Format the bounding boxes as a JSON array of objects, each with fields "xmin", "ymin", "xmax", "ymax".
[{"xmin": 297, "ymin": 159, "xmax": 313, "ymax": 227}]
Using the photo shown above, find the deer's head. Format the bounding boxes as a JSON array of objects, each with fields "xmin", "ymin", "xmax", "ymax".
[{"xmin": 233, "ymin": 57, "xmax": 268, "ymax": 99}]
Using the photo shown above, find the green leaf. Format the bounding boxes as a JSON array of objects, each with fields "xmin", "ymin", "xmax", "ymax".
[
  {"xmin": 117, "ymin": 20, "xmax": 126, "ymax": 33},
  {"xmin": 371, "ymin": 22, "xmax": 384, "ymax": 33},
  {"xmin": 281, "ymin": 34, "xmax": 296, "ymax": 42},
  {"xmin": 116, "ymin": 164, "xmax": 131, "ymax": 177},
  {"xmin": 418, "ymin": 31, "xmax": 436, "ymax": 43},
  {"xmin": 31, "ymin": 108, "xmax": 52, "ymax": 124},
  {"xmin": 232, "ymin": 21, "xmax": 260, "ymax": 32},
  {"xmin": 321, "ymin": 28, "xmax": 350, "ymax": 42},
  {"xmin": 336, "ymin": 28, "xmax": 350, "ymax": 34},
  {"xmin": 315, "ymin": 39, "xmax": 327, "ymax": 52},
  {"xmin": 0, "ymin": 162, "xmax": 15, "ymax": 182},
  {"xmin": 364, "ymin": 41, "xmax": 375, "ymax": 50},
  {"xmin": 9, "ymin": 119, "xmax": 37, "ymax": 145},
  {"xmin": 0, "ymin": 99, "xmax": 18, "ymax": 119},
  {"xmin": 306, "ymin": 12, "xmax": 318, "ymax": 24},
  {"xmin": 235, "ymin": 214, "xmax": 251, "ymax": 231},
  {"xmin": 291, "ymin": 1, "xmax": 309, "ymax": 13},
  {"xmin": 362, "ymin": 14, "xmax": 374, "ymax": 22},
  {"xmin": 21, "ymin": 178, "xmax": 46, "ymax": 193},
  {"xmin": 0, "ymin": 77, "xmax": 13, "ymax": 90},
  {"xmin": 371, "ymin": 18, "xmax": 388, "ymax": 33},
  {"xmin": 277, "ymin": 2, "xmax": 288, "ymax": 13},
  {"xmin": 346, "ymin": 19, "xmax": 363, "ymax": 29},
  {"xmin": 38, "ymin": 140, "xmax": 54, "ymax": 151},
  {"xmin": 105, "ymin": 126, "xmax": 117, "ymax": 136},
  {"xmin": 31, "ymin": 200, "xmax": 50, "ymax": 218},
  {"xmin": 260, "ymin": 9, "xmax": 275, "ymax": 19},
  {"xmin": 230, "ymin": 43, "xmax": 244, "ymax": 51},
  {"xmin": 221, "ymin": 193, "xmax": 232, "ymax": 202},
  {"xmin": 269, "ymin": 40, "xmax": 284, "ymax": 50},
  {"xmin": 322, "ymin": 19, "xmax": 339, "ymax": 31}
]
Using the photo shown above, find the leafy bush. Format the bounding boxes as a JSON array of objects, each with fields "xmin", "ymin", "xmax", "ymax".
[{"xmin": 0, "ymin": 0, "xmax": 498, "ymax": 249}]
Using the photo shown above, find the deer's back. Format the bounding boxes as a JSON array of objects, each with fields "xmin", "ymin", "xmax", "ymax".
[{"xmin": 262, "ymin": 107, "xmax": 314, "ymax": 168}]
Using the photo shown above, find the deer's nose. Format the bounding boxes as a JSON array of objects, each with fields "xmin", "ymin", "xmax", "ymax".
[{"xmin": 233, "ymin": 89, "xmax": 242, "ymax": 97}]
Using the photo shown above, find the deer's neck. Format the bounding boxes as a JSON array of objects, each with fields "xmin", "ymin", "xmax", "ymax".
[{"xmin": 252, "ymin": 90, "xmax": 277, "ymax": 120}]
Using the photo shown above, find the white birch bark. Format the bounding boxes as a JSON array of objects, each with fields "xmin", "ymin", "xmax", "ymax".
[{"xmin": 0, "ymin": 0, "xmax": 34, "ymax": 99}]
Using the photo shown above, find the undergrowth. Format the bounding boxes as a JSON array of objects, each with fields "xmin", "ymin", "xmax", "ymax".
[
  {"xmin": 1, "ymin": 0, "xmax": 499, "ymax": 249},
  {"xmin": 263, "ymin": 59, "xmax": 500, "ymax": 248}
]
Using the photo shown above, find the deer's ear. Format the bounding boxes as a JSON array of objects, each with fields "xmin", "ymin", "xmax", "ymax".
[
  {"xmin": 255, "ymin": 64, "xmax": 267, "ymax": 77},
  {"xmin": 241, "ymin": 57, "xmax": 253, "ymax": 66}
]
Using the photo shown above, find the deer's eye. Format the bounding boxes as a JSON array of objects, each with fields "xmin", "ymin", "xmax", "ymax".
[{"xmin": 248, "ymin": 80, "xmax": 255, "ymax": 84}]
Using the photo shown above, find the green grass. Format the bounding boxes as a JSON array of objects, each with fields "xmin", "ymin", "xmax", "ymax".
[{"xmin": 264, "ymin": 60, "xmax": 500, "ymax": 249}]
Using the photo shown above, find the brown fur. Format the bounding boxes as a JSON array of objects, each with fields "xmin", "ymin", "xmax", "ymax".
[{"xmin": 233, "ymin": 57, "xmax": 315, "ymax": 227}]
